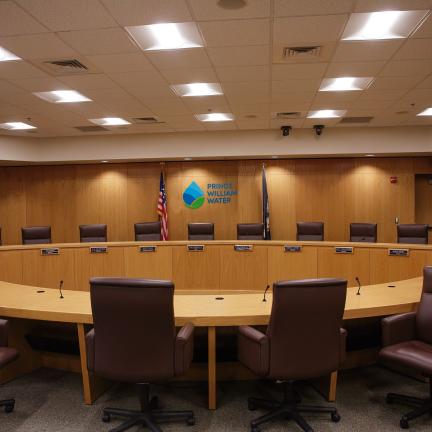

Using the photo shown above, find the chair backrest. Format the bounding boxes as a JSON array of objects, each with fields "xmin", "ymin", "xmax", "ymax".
[
  {"xmin": 21, "ymin": 226, "xmax": 51, "ymax": 245},
  {"xmin": 89, "ymin": 278, "xmax": 176, "ymax": 382},
  {"xmin": 350, "ymin": 223, "xmax": 377, "ymax": 243},
  {"xmin": 397, "ymin": 224, "xmax": 428, "ymax": 244},
  {"xmin": 416, "ymin": 266, "xmax": 432, "ymax": 345},
  {"xmin": 79, "ymin": 224, "xmax": 107, "ymax": 243},
  {"xmin": 237, "ymin": 223, "xmax": 264, "ymax": 240},
  {"xmin": 267, "ymin": 278, "xmax": 347, "ymax": 380},
  {"xmin": 296, "ymin": 222, "xmax": 324, "ymax": 241},
  {"xmin": 134, "ymin": 222, "xmax": 161, "ymax": 241},
  {"xmin": 188, "ymin": 222, "xmax": 214, "ymax": 240}
]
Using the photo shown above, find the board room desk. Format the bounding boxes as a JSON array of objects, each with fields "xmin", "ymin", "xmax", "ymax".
[{"xmin": 0, "ymin": 277, "xmax": 423, "ymax": 409}]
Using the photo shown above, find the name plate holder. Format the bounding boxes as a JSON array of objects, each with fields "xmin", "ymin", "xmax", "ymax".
[
  {"xmin": 284, "ymin": 245, "xmax": 302, "ymax": 253},
  {"xmin": 187, "ymin": 245, "xmax": 205, "ymax": 252},
  {"xmin": 139, "ymin": 246, "xmax": 157, "ymax": 253},
  {"xmin": 335, "ymin": 246, "xmax": 353, "ymax": 254},
  {"xmin": 388, "ymin": 248, "xmax": 409, "ymax": 257},
  {"xmin": 90, "ymin": 246, "xmax": 108, "ymax": 254},
  {"xmin": 40, "ymin": 248, "xmax": 59, "ymax": 256},
  {"xmin": 234, "ymin": 244, "xmax": 253, "ymax": 252}
]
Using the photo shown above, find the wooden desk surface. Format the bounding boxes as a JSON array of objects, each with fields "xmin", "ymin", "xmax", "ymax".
[{"xmin": 0, "ymin": 277, "xmax": 422, "ymax": 326}]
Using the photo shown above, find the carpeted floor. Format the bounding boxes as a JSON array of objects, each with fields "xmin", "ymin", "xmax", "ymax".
[{"xmin": 1, "ymin": 365, "xmax": 431, "ymax": 431}]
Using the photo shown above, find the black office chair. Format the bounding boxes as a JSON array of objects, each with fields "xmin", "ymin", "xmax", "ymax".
[
  {"xmin": 188, "ymin": 223, "xmax": 214, "ymax": 240},
  {"xmin": 350, "ymin": 223, "xmax": 377, "ymax": 242},
  {"xmin": 134, "ymin": 222, "xmax": 161, "ymax": 241},
  {"xmin": 296, "ymin": 222, "xmax": 324, "ymax": 241},
  {"xmin": 79, "ymin": 224, "xmax": 107, "ymax": 243},
  {"xmin": 21, "ymin": 226, "xmax": 51, "ymax": 245},
  {"xmin": 397, "ymin": 224, "xmax": 428, "ymax": 244},
  {"xmin": 237, "ymin": 223, "xmax": 264, "ymax": 240}
]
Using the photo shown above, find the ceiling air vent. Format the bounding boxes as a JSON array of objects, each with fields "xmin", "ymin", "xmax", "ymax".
[
  {"xmin": 75, "ymin": 126, "xmax": 108, "ymax": 132},
  {"xmin": 274, "ymin": 112, "xmax": 301, "ymax": 119},
  {"xmin": 339, "ymin": 116, "xmax": 374, "ymax": 124},
  {"xmin": 283, "ymin": 46, "xmax": 321, "ymax": 58},
  {"xmin": 131, "ymin": 117, "xmax": 164, "ymax": 124},
  {"xmin": 33, "ymin": 57, "xmax": 99, "ymax": 76}
]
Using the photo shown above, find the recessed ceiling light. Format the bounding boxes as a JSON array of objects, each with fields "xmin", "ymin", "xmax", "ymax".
[
  {"xmin": 195, "ymin": 113, "xmax": 234, "ymax": 122},
  {"xmin": 307, "ymin": 110, "xmax": 346, "ymax": 119},
  {"xmin": 342, "ymin": 10, "xmax": 428, "ymax": 41},
  {"xmin": 90, "ymin": 117, "xmax": 131, "ymax": 126},
  {"xmin": 417, "ymin": 107, "xmax": 432, "ymax": 116},
  {"xmin": 319, "ymin": 77, "xmax": 374, "ymax": 92},
  {"xmin": 171, "ymin": 83, "xmax": 223, "ymax": 97},
  {"xmin": 0, "ymin": 122, "xmax": 36, "ymax": 130},
  {"xmin": 0, "ymin": 46, "xmax": 21, "ymax": 62},
  {"xmin": 101, "ymin": 160, "xmax": 109, "ymax": 163},
  {"xmin": 184, "ymin": 157, "xmax": 192, "ymax": 161},
  {"xmin": 365, "ymin": 154, "xmax": 376, "ymax": 157},
  {"xmin": 126, "ymin": 22, "xmax": 203, "ymax": 51},
  {"xmin": 271, "ymin": 155, "xmax": 279, "ymax": 159},
  {"xmin": 34, "ymin": 90, "xmax": 91, "ymax": 103}
]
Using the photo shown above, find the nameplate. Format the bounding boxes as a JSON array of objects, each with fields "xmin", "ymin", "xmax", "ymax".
[
  {"xmin": 335, "ymin": 247, "xmax": 353, "ymax": 254},
  {"xmin": 90, "ymin": 246, "xmax": 108, "ymax": 254},
  {"xmin": 40, "ymin": 248, "xmax": 59, "ymax": 256},
  {"xmin": 187, "ymin": 244, "xmax": 204, "ymax": 252},
  {"xmin": 139, "ymin": 246, "xmax": 157, "ymax": 253},
  {"xmin": 388, "ymin": 248, "xmax": 409, "ymax": 257},
  {"xmin": 234, "ymin": 244, "xmax": 253, "ymax": 252},
  {"xmin": 284, "ymin": 245, "xmax": 302, "ymax": 252}
]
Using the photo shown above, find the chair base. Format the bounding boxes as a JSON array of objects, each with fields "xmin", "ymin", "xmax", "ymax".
[
  {"xmin": 386, "ymin": 392, "xmax": 432, "ymax": 429},
  {"xmin": 101, "ymin": 384, "xmax": 194, "ymax": 432},
  {"xmin": 0, "ymin": 399, "xmax": 15, "ymax": 413},
  {"xmin": 248, "ymin": 382, "xmax": 340, "ymax": 432}
]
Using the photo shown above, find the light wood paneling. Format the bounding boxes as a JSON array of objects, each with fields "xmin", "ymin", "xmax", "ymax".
[
  {"xmin": 0, "ymin": 250, "xmax": 22, "ymax": 284},
  {"xmin": 124, "ymin": 245, "xmax": 172, "ymax": 280},
  {"xmin": 415, "ymin": 174, "xmax": 432, "ymax": 243}
]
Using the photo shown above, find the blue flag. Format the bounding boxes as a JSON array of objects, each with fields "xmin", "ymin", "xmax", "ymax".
[{"xmin": 262, "ymin": 165, "xmax": 271, "ymax": 240}]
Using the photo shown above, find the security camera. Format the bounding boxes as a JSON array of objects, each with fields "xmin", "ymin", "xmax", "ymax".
[
  {"xmin": 280, "ymin": 125, "xmax": 292, "ymax": 136},
  {"xmin": 313, "ymin": 124, "xmax": 324, "ymax": 136}
]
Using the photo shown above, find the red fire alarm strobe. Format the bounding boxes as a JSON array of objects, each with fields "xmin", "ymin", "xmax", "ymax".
[{"xmin": 390, "ymin": 176, "xmax": 398, "ymax": 184}]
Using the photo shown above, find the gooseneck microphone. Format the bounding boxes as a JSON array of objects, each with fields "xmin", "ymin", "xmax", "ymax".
[
  {"xmin": 59, "ymin": 280, "xmax": 64, "ymax": 299},
  {"xmin": 263, "ymin": 284, "xmax": 270, "ymax": 302},
  {"xmin": 355, "ymin": 277, "xmax": 361, "ymax": 296}
]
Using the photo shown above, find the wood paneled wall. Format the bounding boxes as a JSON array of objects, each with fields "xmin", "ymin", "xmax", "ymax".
[{"xmin": 1, "ymin": 157, "xmax": 431, "ymax": 245}]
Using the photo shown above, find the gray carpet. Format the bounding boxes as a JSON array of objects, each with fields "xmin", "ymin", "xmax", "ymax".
[{"xmin": 1, "ymin": 366, "xmax": 431, "ymax": 431}]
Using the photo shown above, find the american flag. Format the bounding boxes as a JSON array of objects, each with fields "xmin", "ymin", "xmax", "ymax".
[{"xmin": 157, "ymin": 172, "xmax": 168, "ymax": 240}]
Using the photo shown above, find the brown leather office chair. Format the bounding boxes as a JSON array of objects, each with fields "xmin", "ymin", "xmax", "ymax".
[
  {"xmin": 296, "ymin": 222, "xmax": 324, "ymax": 241},
  {"xmin": 134, "ymin": 222, "xmax": 161, "ymax": 241},
  {"xmin": 0, "ymin": 319, "xmax": 19, "ymax": 414},
  {"xmin": 379, "ymin": 266, "xmax": 432, "ymax": 429},
  {"xmin": 238, "ymin": 278, "xmax": 347, "ymax": 432},
  {"xmin": 237, "ymin": 223, "xmax": 264, "ymax": 240},
  {"xmin": 188, "ymin": 222, "xmax": 214, "ymax": 240},
  {"xmin": 350, "ymin": 223, "xmax": 377, "ymax": 242},
  {"xmin": 21, "ymin": 226, "xmax": 51, "ymax": 245},
  {"xmin": 79, "ymin": 224, "xmax": 107, "ymax": 243},
  {"xmin": 86, "ymin": 278, "xmax": 195, "ymax": 431},
  {"xmin": 397, "ymin": 224, "xmax": 428, "ymax": 244}
]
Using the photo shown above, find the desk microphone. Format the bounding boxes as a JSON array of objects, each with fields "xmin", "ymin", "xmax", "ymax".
[
  {"xmin": 262, "ymin": 285, "xmax": 270, "ymax": 302},
  {"xmin": 59, "ymin": 280, "xmax": 64, "ymax": 299},
  {"xmin": 355, "ymin": 277, "xmax": 361, "ymax": 296}
]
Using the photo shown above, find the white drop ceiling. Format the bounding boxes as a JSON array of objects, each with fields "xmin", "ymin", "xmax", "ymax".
[{"xmin": 0, "ymin": 0, "xmax": 431, "ymax": 137}]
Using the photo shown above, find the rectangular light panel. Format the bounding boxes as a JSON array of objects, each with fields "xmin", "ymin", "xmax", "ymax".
[
  {"xmin": 195, "ymin": 113, "xmax": 234, "ymax": 122},
  {"xmin": 307, "ymin": 110, "xmax": 346, "ymax": 119},
  {"xmin": 89, "ymin": 117, "xmax": 131, "ymax": 126},
  {"xmin": 319, "ymin": 77, "xmax": 374, "ymax": 92},
  {"xmin": 0, "ymin": 46, "xmax": 21, "ymax": 62},
  {"xmin": 417, "ymin": 107, "xmax": 432, "ymax": 116},
  {"xmin": 0, "ymin": 122, "xmax": 36, "ymax": 130},
  {"xmin": 171, "ymin": 83, "xmax": 223, "ymax": 97},
  {"xmin": 34, "ymin": 90, "xmax": 91, "ymax": 103}
]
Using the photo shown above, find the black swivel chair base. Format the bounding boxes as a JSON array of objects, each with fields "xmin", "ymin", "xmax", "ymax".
[
  {"xmin": 0, "ymin": 398, "xmax": 15, "ymax": 413},
  {"xmin": 247, "ymin": 381, "xmax": 340, "ymax": 432},
  {"xmin": 101, "ymin": 383, "xmax": 194, "ymax": 432},
  {"xmin": 386, "ymin": 381, "xmax": 432, "ymax": 429}
]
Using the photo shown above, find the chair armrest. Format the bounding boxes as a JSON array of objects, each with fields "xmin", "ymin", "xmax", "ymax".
[
  {"xmin": 85, "ymin": 328, "xmax": 95, "ymax": 372},
  {"xmin": 382, "ymin": 312, "xmax": 416, "ymax": 347},
  {"xmin": 340, "ymin": 328, "xmax": 347, "ymax": 365},
  {"xmin": 0, "ymin": 319, "xmax": 9, "ymax": 347},
  {"xmin": 238, "ymin": 325, "xmax": 269, "ymax": 376},
  {"xmin": 175, "ymin": 323, "xmax": 194, "ymax": 376}
]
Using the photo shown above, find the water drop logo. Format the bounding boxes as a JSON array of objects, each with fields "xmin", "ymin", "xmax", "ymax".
[{"xmin": 183, "ymin": 181, "xmax": 205, "ymax": 209}]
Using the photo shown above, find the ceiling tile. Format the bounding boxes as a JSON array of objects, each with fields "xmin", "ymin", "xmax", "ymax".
[
  {"xmin": 271, "ymin": 101, "xmax": 311, "ymax": 112},
  {"xmin": 204, "ymin": 122, "xmax": 237, "ymax": 131},
  {"xmin": 145, "ymin": 99, "xmax": 190, "ymax": 115},
  {"xmin": 85, "ymin": 53, "xmax": 154, "ymax": 73},
  {"xmin": 58, "ymin": 74, "xmax": 117, "ymax": 90},
  {"xmin": 401, "ymin": 88, "xmax": 432, "ymax": 101},
  {"xmin": 161, "ymin": 115, "xmax": 205, "ymax": 131},
  {"xmin": 354, "ymin": 0, "xmax": 432, "ymax": 12},
  {"xmin": 271, "ymin": 91, "xmax": 316, "ymax": 104},
  {"xmin": 417, "ymin": 75, "xmax": 432, "ymax": 88},
  {"xmin": 146, "ymin": 49, "xmax": 212, "ymax": 69},
  {"xmin": 412, "ymin": 14, "xmax": 432, "ymax": 39},
  {"xmin": 58, "ymin": 28, "xmax": 138, "ymax": 56},
  {"xmin": 230, "ymin": 103, "xmax": 270, "ymax": 113},
  {"xmin": 325, "ymin": 61, "xmax": 385, "ymax": 77},
  {"xmin": 108, "ymin": 70, "xmax": 165, "ymax": 88},
  {"xmin": 223, "ymin": 81, "xmax": 269, "ymax": 100},
  {"xmin": 16, "ymin": 0, "xmax": 117, "ymax": 31},
  {"xmin": 369, "ymin": 76, "xmax": 424, "ymax": 90},
  {"xmin": 272, "ymin": 63, "xmax": 328, "ymax": 80},
  {"xmin": 207, "ymin": 45, "xmax": 270, "ymax": 67},
  {"xmin": 379, "ymin": 60, "xmax": 432, "ymax": 76},
  {"xmin": 275, "ymin": 0, "xmax": 356, "ymax": 16},
  {"xmin": 333, "ymin": 40, "xmax": 403, "ymax": 62},
  {"xmin": 237, "ymin": 119, "xmax": 270, "ymax": 130},
  {"xmin": 182, "ymin": 95, "xmax": 231, "ymax": 112},
  {"xmin": 393, "ymin": 39, "xmax": 432, "ymax": 60},
  {"xmin": 0, "ymin": 61, "xmax": 48, "ymax": 79},
  {"xmin": 199, "ymin": 19, "xmax": 270, "ymax": 47},
  {"xmin": 0, "ymin": 33, "xmax": 78, "ymax": 59},
  {"xmin": 188, "ymin": 0, "xmax": 270, "ymax": 21},
  {"xmin": 272, "ymin": 79, "xmax": 321, "ymax": 93},
  {"xmin": 216, "ymin": 65, "xmax": 269, "ymax": 82},
  {"xmin": 274, "ymin": 15, "xmax": 348, "ymax": 44},
  {"xmin": 159, "ymin": 68, "xmax": 218, "ymax": 84},
  {"xmin": 9, "ymin": 76, "xmax": 67, "ymax": 92},
  {"xmin": 350, "ymin": 99, "xmax": 395, "ymax": 110},
  {"xmin": 312, "ymin": 91, "xmax": 361, "ymax": 106},
  {"xmin": 0, "ymin": 1, "xmax": 48, "ymax": 36},
  {"xmin": 101, "ymin": 0, "xmax": 192, "ymax": 25},
  {"xmin": 360, "ymin": 89, "xmax": 410, "ymax": 100},
  {"xmin": 127, "ymin": 85, "xmax": 176, "ymax": 101}
]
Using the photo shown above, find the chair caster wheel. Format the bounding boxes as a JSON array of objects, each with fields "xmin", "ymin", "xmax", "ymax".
[
  {"xmin": 186, "ymin": 416, "xmax": 195, "ymax": 426},
  {"xmin": 102, "ymin": 413, "xmax": 111, "ymax": 423},
  {"xmin": 331, "ymin": 412, "xmax": 341, "ymax": 423},
  {"xmin": 4, "ymin": 403, "xmax": 14, "ymax": 413},
  {"xmin": 400, "ymin": 418, "xmax": 409, "ymax": 429},
  {"xmin": 251, "ymin": 426, "xmax": 260, "ymax": 432},
  {"xmin": 248, "ymin": 401, "xmax": 257, "ymax": 411}
]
